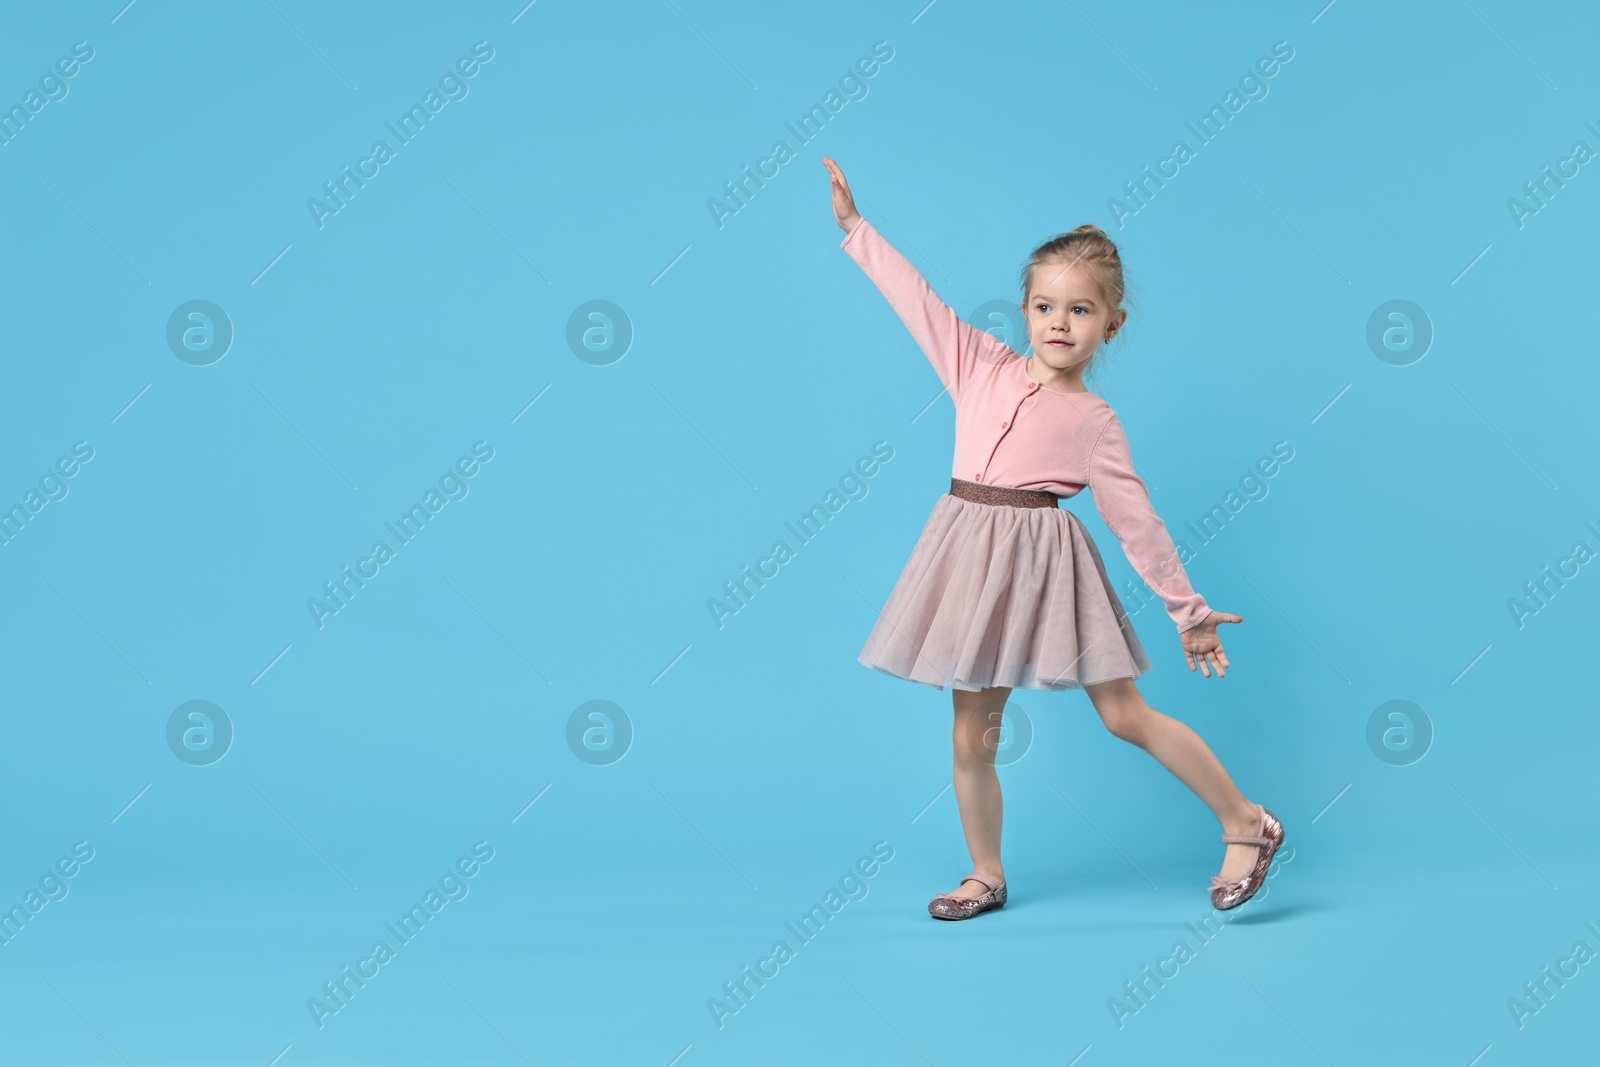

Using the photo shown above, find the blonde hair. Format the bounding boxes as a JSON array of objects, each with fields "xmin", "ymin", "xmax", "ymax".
[{"xmin": 1020, "ymin": 223, "xmax": 1127, "ymax": 309}]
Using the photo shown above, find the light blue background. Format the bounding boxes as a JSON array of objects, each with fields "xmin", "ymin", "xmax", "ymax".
[{"xmin": 2, "ymin": 1, "xmax": 1596, "ymax": 1064}]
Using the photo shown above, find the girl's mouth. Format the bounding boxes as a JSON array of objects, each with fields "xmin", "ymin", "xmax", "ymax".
[{"xmin": 1046, "ymin": 340, "xmax": 1072, "ymax": 347}]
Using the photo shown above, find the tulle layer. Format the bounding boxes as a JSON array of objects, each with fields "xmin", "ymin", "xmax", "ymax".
[{"xmin": 858, "ymin": 493, "xmax": 1152, "ymax": 692}]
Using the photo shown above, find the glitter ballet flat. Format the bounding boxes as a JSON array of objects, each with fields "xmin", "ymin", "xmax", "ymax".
[
  {"xmin": 1209, "ymin": 803, "xmax": 1284, "ymax": 911},
  {"xmin": 928, "ymin": 873, "xmax": 1006, "ymax": 920}
]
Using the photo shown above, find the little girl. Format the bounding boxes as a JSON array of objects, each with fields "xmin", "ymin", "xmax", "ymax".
[{"xmin": 823, "ymin": 157, "xmax": 1284, "ymax": 920}]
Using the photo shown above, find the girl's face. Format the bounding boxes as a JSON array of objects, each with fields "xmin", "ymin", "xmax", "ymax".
[{"xmin": 1021, "ymin": 260, "xmax": 1126, "ymax": 372}]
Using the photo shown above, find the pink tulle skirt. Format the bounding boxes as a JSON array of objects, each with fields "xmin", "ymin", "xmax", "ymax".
[{"xmin": 858, "ymin": 492, "xmax": 1152, "ymax": 692}]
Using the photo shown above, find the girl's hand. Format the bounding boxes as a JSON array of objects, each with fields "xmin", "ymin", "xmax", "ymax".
[
  {"xmin": 1180, "ymin": 610, "xmax": 1243, "ymax": 678},
  {"xmin": 823, "ymin": 156, "xmax": 862, "ymax": 233}
]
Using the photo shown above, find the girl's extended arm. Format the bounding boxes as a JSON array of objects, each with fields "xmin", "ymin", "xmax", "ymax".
[
  {"xmin": 825, "ymin": 157, "xmax": 1009, "ymax": 402},
  {"xmin": 1088, "ymin": 412, "xmax": 1213, "ymax": 634},
  {"xmin": 1089, "ymin": 392, "xmax": 1243, "ymax": 678}
]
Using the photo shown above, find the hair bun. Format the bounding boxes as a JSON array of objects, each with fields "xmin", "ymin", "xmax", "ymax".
[{"xmin": 1021, "ymin": 222, "xmax": 1129, "ymax": 316}]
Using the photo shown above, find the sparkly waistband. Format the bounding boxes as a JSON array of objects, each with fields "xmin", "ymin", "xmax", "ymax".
[{"xmin": 949, "ymin": 478, "xmax": 1059, "ymax": 509}]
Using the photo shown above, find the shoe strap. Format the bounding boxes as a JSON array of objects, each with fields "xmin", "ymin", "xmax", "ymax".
[
  {"xmin": 1221, "ymin": 804, "xmax": 1269, "ymax": 846},
  {"xmin": 961, "ymin": 872, "xmax": 1002, "ymax": 891}
]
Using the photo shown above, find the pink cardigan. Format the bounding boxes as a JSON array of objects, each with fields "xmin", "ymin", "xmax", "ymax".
[{"xmin": 841, "ymin": 215, "xmax": 1211, "ymax": 634}]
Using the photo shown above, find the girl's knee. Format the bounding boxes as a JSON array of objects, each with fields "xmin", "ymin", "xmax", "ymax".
[
  {"xmin": 952, "ymin": 689, "xmax": 1008, "ymax": 755},
  {"xmin": 1095, "ymin": 694, "xmax": 1154, "ymax": 745},
  {"xmin": 953, "ymin": 716, "xmax": 1000, "ymax": 762},
  {"xmin": 1084, "ymin": 678, "xmax": 1149, "ymax": 741},
  {"xmin": 1101, "ymin": 709, "xmax": 1146, "ymax": 745}
]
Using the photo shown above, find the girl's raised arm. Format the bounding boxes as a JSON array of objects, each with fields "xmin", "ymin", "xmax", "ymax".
[{"xmin": 825, "ymin": 157, "xmax": 1012, "ymax": 403}]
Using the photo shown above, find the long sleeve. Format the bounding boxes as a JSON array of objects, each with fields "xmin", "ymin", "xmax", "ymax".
[
  {"xmin": 1088, "ymin": 413, "xmax": 1212, "ymax": 633},
  {"xmin": 839, "ymin": 216, "xmax": 1013, "ymax": 402}
]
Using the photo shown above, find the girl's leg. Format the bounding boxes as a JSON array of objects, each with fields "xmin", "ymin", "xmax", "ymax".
[
  {"xmin": 1082, "ymin": 677, "xmax": 1263, "ymax": 882},
  {"xmin": 944, "ymin": 684, "xmax": 1012, "ymax": 900}
]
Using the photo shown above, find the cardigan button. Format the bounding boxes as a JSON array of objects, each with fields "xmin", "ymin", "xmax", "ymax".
[{"xmin": 1001, "ymin": 420, "xmax": 1009, "ymax": 429}]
